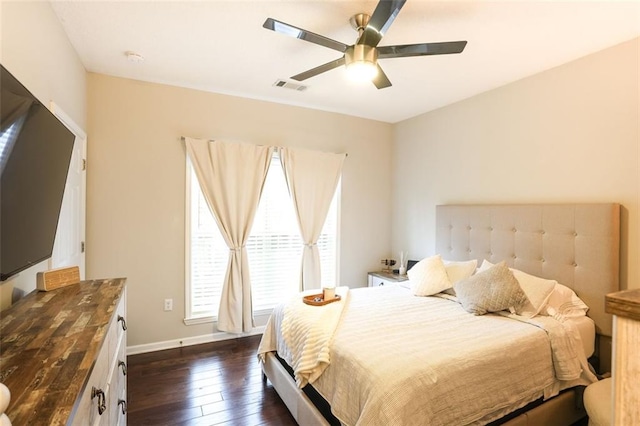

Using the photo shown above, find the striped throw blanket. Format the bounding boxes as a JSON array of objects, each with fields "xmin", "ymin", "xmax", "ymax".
[{"xmin": 258, "ymin": 287, "xmax": 349, "ymax": 387}]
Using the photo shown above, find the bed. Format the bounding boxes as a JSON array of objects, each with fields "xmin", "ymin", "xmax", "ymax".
[{"xmin": 258, "ymin": 203, "xmax": 620, "ymax": 425}]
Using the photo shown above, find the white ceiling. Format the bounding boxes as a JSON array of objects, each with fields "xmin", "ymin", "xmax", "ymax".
[{"xmin": 50, "ymin": 0, "xmax": 640, "ymax": 123}]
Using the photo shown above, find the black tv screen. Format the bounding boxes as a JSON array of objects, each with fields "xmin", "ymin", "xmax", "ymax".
[{"xmin": 1, "ymin": 64, "xmax": 75, "ymax": 281}]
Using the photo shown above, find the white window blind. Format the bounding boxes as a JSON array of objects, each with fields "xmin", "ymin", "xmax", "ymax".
[
  {"xmin": 186, "ymin": 153, "xmax": 338, "ymax": 321},
  {"xmin": 0, "ymin": 119, "xmax": 25, "ymax": 173}
]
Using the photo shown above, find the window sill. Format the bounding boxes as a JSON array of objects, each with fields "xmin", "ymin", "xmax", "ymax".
[
  {"xmin": 184, "ymin": 308, "xmax": 273, "ymax": 326},
  {"xmin": 184, "ymin": 315, "xmax": 216, "ymax": 326}
]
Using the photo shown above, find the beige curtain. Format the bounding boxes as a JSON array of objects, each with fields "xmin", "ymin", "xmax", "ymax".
[
  {"xmin": 280, "ymin": 147, "xmax": 346, "ymax": 290},
  {"xmin": 185, "ymin": 137, "xmax": 274, "ymax": 333}
]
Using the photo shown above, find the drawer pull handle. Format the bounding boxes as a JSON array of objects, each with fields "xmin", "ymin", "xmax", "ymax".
[
  {"xmin": 91, "ymin": 387, "xmax": 106, "ymax": 415},
  {"xmin": 119, "ymin": 360, "xmax": 127, "ymax": 376},
  {"xmin": 118, "ymin": 315, "xmax": 128, "ymax": 331},
  {"xmin": 118, "ymin": 399, "xmax": 127, "ymax": 415}
]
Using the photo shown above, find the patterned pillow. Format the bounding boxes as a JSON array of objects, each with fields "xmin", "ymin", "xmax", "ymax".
[
  {"xmin": 477, "ymin": 260, "xmax": 556, "ymax": 318},
  {"xmin": 454, "ymin": 261, "xmax": 527, "ymax": 315}
]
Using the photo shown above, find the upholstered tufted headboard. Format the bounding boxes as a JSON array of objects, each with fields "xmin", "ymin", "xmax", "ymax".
[{"xmin": 435, "ymin": 204, "xmax": 620, "ymax": 337}]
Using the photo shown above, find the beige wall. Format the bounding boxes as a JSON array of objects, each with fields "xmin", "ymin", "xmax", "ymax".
[
  {"xmin": 391, "ymin": 38, "xmax": 639, "ymax": 291},
  {"xmin": 0, "ymin": 1, "xmax": 86, "ymax": 306},
  {"xmin": 87, "ymin": 74, "xmax": 393, "ymax": 347}
]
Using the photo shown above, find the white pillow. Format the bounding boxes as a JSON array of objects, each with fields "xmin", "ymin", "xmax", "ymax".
[
  {"xmin": 510, "ymin": 269, "xmax": 557, "ymax": 318},
  {"xmin": 443, "ymin": 259, "xmax": 478, "ymax": 284},
  {"xmin": 544, "ymin": 283, "xmax": 590, "ymax": 320},
  {"xmin": 478, "ymin": 259, "xmax": 493, "ymax": 272},
  {"xmin": 408, "ymin": 255, "xmax": 452, "ymax": 296}
]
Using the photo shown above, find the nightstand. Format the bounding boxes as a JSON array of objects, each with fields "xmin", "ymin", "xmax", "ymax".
[{"xmin": 368, "ymin": 271, "xmax": 408, "ymax": 287}]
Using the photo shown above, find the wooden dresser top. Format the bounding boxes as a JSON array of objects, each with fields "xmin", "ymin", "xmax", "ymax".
[
  {"xmin": 0, "ymin": 278, "xmax": 126, "ymax": 425},
  {"xmin": 606, "ymin": 288, "xmax": 640, "ymax": 322}
]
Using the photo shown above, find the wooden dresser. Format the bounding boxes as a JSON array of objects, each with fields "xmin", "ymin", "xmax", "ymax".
[
  {"xmin": 605, "ymin": 288, "xmax": 640, "ymax": 425},
  {"xmin": 0, "ymin": 278, "xmax": 127, "ymax": 425}
]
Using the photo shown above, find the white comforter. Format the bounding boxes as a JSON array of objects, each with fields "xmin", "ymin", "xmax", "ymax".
[{"xmin": 259, "ymin": 285, "xmax": 596, "ymax": 426}]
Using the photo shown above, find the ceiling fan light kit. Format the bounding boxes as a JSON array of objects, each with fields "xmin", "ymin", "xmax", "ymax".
[
  {"xmin": 263, "ymin": 0, "xmax": 467, "ymax": 89},
  {"xmin": 345, "ymin": 44, "xmax": 378, "ymax": 82}
]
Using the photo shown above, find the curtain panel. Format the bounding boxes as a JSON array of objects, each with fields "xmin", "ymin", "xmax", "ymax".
[
  {"xmin": 185, "ymin": 137, "xmax": 274, "ymax": 333},
  {"xmin": 280, "ymin": 147, "xmax": 346, "ymax": 291}
]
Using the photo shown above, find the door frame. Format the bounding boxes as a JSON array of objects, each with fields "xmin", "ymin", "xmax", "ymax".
[{"xmin": 48, "ymin": 101, "xmax": 87, "ymax": 278}]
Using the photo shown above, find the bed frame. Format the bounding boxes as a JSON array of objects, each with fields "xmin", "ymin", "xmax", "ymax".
[{"xmin": 262, "ymin": 203, "xmax": 621, "ymax": 425}]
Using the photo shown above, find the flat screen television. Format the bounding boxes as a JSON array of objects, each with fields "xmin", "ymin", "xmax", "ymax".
[{"xmin": 1, "ymin": 64, "xmax": 75, "ymax": 281}]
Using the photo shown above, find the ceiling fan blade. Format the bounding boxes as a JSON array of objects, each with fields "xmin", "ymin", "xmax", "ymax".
[
  {"xmin": 372, "ymin": 64, "xmax": 392, "ymax": 89},
  {"xmin": 357, "ymin": 0, "xmax": 407, "ymax": 47},
  {"xmin": 291, "ymin": 57, "xmax": 346, "ymax": 81},
  {"xmin": 263, "ymin": 18, "xmax": 348, "ymax": 53},
  {"xmin": 378, "ymin": 41, "xmax": 467, "ymax": 59}
]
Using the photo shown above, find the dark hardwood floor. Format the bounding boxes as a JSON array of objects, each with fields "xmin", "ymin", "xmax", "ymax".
[{"xmin": 127, "ymin": 335, "xmax": 297, "ymax": 426}]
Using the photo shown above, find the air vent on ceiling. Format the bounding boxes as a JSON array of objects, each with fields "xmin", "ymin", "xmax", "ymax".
[{"xmin": 273, "ymin": 79, "xmax": 308, "ymax": 92}]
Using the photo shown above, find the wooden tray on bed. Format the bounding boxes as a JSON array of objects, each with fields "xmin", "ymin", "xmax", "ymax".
[{"xmin": 303, "ymin": 294, "xmax": 342, "ymax": 306}]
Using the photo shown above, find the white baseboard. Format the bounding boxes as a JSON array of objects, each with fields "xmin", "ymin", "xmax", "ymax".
[{"xmin": 126, "ymin": 326, "xmax": 265, "ymax": 355}]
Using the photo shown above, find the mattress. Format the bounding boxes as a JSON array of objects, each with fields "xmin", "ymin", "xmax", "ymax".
[
  {"xmin": 569, "ymin": 316, "xmax": 596, "ymax": 358},
  {"xmin": 259, "ymin": 285, "xmax": 596, "ymax": 426}
]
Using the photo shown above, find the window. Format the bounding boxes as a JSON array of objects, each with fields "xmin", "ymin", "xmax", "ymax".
[{"xmin": 185, "ymin": 153, "xmax": 339, "ymax": 323}]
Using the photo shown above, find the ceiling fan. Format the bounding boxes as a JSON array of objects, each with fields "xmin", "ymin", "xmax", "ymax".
[{"xmin": 263, "ymin": 0, "xmax": 467, "ymax": 89}]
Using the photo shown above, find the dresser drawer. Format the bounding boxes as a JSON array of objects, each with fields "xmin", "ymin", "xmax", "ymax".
[
  {"xmin": 71, "ymin": 338, "xmax": 110, "ymax": 425},
  {"xmin": 367, "ymin": 272, "xmax": 408, "ymax": 288},
  {"xmin": 109, "ymin": 294, "xmax": 127, "ymax": 363},
  {"xmin": 108, "ymin": 336, "xmax": 128, "ymax": 426},
  {"xmin": 71, "ymin": 288, "xmax": 127, "ymax": 426},
  {"xmin": 369, "ymin": 275, "xmax": 390, "ymax": 287}
]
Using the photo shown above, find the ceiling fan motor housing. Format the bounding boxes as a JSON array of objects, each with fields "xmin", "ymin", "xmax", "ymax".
[{"xmin": 345, "ymin": 44, "xmax": 378, "ymax": 67}]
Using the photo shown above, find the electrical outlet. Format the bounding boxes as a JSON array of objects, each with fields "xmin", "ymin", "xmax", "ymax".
[{"xmin": 164, "ymin": 298, "xmax": 173, "ymax": 311}]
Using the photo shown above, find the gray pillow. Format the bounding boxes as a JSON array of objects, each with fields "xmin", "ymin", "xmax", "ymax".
[{"xmin": 454, "ymin": 261, "xmax": 527, "ymax": 315}]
